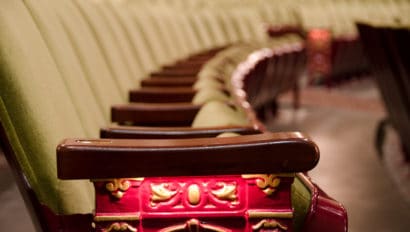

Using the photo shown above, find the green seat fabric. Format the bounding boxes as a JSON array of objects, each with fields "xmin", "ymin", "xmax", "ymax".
[
  {"xmin": 0, "ymin": 0, "xmax": 94, "ymax": 214},
  {"xmin": 193, "ymin": 78, "xmax": 225, "ymax": 90},
  {"xmin": 292, "ymin": 176, "xmax": 311, "ymax": 231},
  {"xmin": 192, "ymin": 101, "xmax": 249, "ymax": 128},
  {"xmin": 192, "ymin": 88, "xmax": 231, "ymax": 105}
]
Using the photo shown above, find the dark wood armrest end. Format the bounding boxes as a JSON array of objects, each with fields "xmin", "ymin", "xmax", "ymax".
[
  {"xmin": 100, "ymin": 125, "xmax": 260, "ymax": 139},
  {"xmin": 151, "ymin": 70, "xmax": 199, "ymax": 77},
  {"xmin": 57, "ymin": 132, "xmax": 319, "ymax": 179},
  {"xmin": 111, "ymin": 103, "xmax": 200, "ymax": 126},
  {"xmin": 129, "ymin": 87, "xmax": 196, "ymax": 103},
  {"xmin": 141, "ymin": 77, "xmax": 196, "ymax": 87}
]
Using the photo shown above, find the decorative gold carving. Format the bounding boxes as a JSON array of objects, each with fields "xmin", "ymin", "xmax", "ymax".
[
  {"xmin": 103, "ymin": 222, "xmax": 137, "ymax": 232},
  {"xmin": 151, "ymin": 183, "xmax": 177, "ymax": 206},
  {"xmin": 187, "ymin": 184, "xmax": 201, "ymax": 205},
  {"xmin": 248, "ymin": 210, "xmax": 293, "ymax": 219},
  {"xmin": 252, "ymin": 219, "xmax": 288, "ymax": 231},
  {"xmin": 160, "ymin": 218, "xmax": 229, "ymax": 232},
  {"xmin": 105, "ymin": 179, "xmax": 132, "ymax": 199},
  {"xmin": 242, "ymin": 174, "xmax": 281, "ymax": 195},
  {"xmin": 94, "ymin": 214, "xmax": 140, "ymax": 222},
  {"xmin": 211, "ymin": 182, "xmax": 237, "ymax": 202}
]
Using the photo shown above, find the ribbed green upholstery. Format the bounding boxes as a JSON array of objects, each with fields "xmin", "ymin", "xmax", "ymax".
[
  {"xmin": 159, "ymin": 9, "xmax": 191, "ymax": 59},
  {"xmin": 147, "ymin": 7, "xmax": 181, "ymax": 62},
  {"xmin": 72, "ymin": 0, "xmax": 135, "ymax": 96},
  {"xmin": 188, "ymin": 12, "xmax": 215, "ymax": 51},
  {"xmin": 95, "ymin": 1, "xmax": 146, "ymax": 83},
  {"xmin": 174, "ymin": 12, "xmax": 203, "ymax": 55},
  {"xmin": 192, "ymin": 89, "xmax": 231, "ymax": 105},
  {"xmin": 49, "ymin": 0, "xmax": 125, "ymax": 116},
  {"xmin": 192, "ymin": 101, "xmax": 249, "ymax": 128},
  {"xmin": 105, "ymin": 1, "xmax": 159, "ymax": 74},
  {"xmin": 216, "ymin": 10, "xmax": 241, "ymax": 44},
  {"xmin": 23, "ymin": 0, "xmax": 106, "ymax": 137},
  {"xmin": 130, "ymin": 9, "xmax": 171, "ymax": 66},
  {"xmin": 0, "ymin": 0, "xmax": 317, "ymax": 227},
  {"xmin": 202, "ymin": 10, "xmax": 230, "ymax": 48},
  {"xmin": 0, "ymin": 0, "xmax": 94, "ymax": 214}
]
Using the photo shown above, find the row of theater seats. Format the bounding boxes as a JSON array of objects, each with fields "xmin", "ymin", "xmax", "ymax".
[
  {"xmin": 296, "ymin": 0, "xmax": 409, "ymax": 83},
  {"xmin": 135, "ymin": 0, "xmax": 409, "ymax": 84},
  {"xmin": 358, "ymin": 22, "xmax": 410, "ymax": 162},
  {"xmin": 0, "ymin": 0, "xmax": 347, "ymax": 231}
]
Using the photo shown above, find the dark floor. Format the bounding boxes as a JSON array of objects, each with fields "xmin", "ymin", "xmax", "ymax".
[
  {"xmin": 270, "ymin": 78, "xmax": 410, "ymax": 232},
  {"xmin": 0, "ymin": 78, "xmax": 409, "ymax": 231}
]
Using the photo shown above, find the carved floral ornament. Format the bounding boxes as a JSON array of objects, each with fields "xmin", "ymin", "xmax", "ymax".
[
  {"xmin": 102, "ymin": 222, "xmax": 137, "ymax": 232},
  {"xmin": 150, "ymin": 183, "xmax": 178, "ymax": 205},
  {"xmin": 252, "ymin": 219, "xmax": 288, "ymax": 231},
  {"xmin": 97, "ymin": 178, "xmax": 143, "ymax": 199},
  {"xmin": 150, "ymin": 181, "xmax": 239, "ymax": 208},
  {"xmin": 160, "ymin": 219, "xmax": 228, "ymax": 232},
  {"xmin": 242, "ymin": 174, "xmax": 282, "ymax": 195}
]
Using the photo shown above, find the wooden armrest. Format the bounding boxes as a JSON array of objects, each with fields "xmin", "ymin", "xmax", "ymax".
[
  {"xmin": 161, "ymin": 66, "xmax": 202, "ymax": 73},
  {"xmin": 129, "ymin": 87, "xmax": 196, "ymax": 103},
  {"xmin": 141, "ymin": 77, "xmax": 196, "ymax": 87},
  {"xmin": 100, "ymin": 125, "xmax": 260, "ymax": 139},
  {"xmin": 111, "ymin": 103, "xmax": 200, "ymax": 126},
  {"xmin": 162, "ymin": 62, "xmax": 203, "ymax": 69},
  {"xmin": 57, "ymin": 132, "xmax": 319, "ymax": 179},
  {"xmin": 151, "ymin": 69, "xmax": 199, "ymax": 77},
  {"xmin": 267, "ymin": 25, "xmax": 305, "ymax": 38}
]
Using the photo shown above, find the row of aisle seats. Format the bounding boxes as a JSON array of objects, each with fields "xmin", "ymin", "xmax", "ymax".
[
  {"xmin": 132, "ymin": 0, "xmax": 410, "ymax": 84},
  {"xmin": 0, "ymin": 0, "xmax": 347, "ymax": 231},
  {"xmin": 358, "ymin": 21, "xmax": 410, "ymax": 162}
]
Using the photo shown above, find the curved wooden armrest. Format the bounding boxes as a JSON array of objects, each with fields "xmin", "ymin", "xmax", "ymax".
[
  {"xmin": 57, "ymin": 132, "xmax": 319, "ymax": 179},
  {"xmin": 100, "ymin": 125, "xmax": 260, "ymax": 139},
  {"xmin": 161, "ymin": 66, "xmax": 202, "ymax": 73},
  {"xmin": 151, "ymin": 69, "xmax": 199, "ymax": 77},
  {"xmin": 141, "ymin": 77, "xmax": 196, "ymax": 87},
  {"xmin": 111, "ymin": 103, "xmax": 200, "ymax": 126},
  {"xmin": 129, "ymin": 87, "xmax": 196, "ymax": 103},
  {"xmin": 267, "ymin": 25, "xmax": 305, "ymax": 38},
  {"xmin": 162, "ymin": 62, "xmax": 203, "ymax": 69}
]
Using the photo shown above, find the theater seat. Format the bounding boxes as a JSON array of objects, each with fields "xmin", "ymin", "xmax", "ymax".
[{"xmin": 0, "ymin": 0, "xmax": 347, "ymax": 231}]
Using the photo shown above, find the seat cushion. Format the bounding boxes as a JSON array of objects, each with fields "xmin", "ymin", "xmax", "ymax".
[
  {"xmin": 292, "ymin": 176, "xmax": 312, "ymax": 231},
  {"xmin": 192, "ymin": 88, "xmax": 231, "ymax": 105},
  {"xmin": 192, "ymin": 101, "xmax": 249, "ymax": 128}
]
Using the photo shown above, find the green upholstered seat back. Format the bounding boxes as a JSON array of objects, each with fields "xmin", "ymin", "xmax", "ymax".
[
  {"xmin": 202, "ymin": 10, "xmax": 230, "ymax": 48},
  {"xmin": 90, "ymin": 1, "xmax": 146, "ymax": 83},
  {"xmin": 0, "ymin": 0, "xmax": 94, "ymax": 214},
  {"xmin": 129, "ymin": 9, "xmax": 171, "ymax": 67},
  {"xmin": 192, "ymin": 101, "xmax": 249, "ymax": 128},
  {"xmin": 23, "ymin": 0, "xmax": 107, "ymax": 137},
  {"xmin": 192, "ymin": 89, "xmax": 231, "ymax": 105},
  {"xmin": 47, "ymin": 0, "xmax": 125, "ymax": 114},
  {"xmin": 146, "ymin": 7, "xmax": 181, "ymax": 63},
  {"xmin": 72, "ymin": 0, "xmax": 136, "ymax": 96},
  {"xmin": 105, "ymin": 1, "xmax": 159, "ymax": 74}
]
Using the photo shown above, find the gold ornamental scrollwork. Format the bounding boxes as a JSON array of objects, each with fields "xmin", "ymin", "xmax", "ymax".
[
  {"xmin": 252, "ymin": 219, "xmax": 288, "ymax": 231},
  {"xmin": 150, "ymin": 183, "xmax": 178, "ymax": 206},
  {"xmin": 160, "ymin": 218, "xmax": 229, "ymax": 232},
  {"xmin": 210, "ymin": 182, "xmax": 238, "ymax": 203},
  {"xmin": 242, "ymin": 174, "xmax": 281, "ymax": 195},
  {"xmin": 103, "ymin": 222, "xmax": 137, "ymax": 232},
  {"xmin": 105, "ymin": 179, "xmax": 132, "ymax": 199}
]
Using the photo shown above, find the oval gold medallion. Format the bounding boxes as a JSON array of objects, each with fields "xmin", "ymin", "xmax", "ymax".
[{"xmin": 187, "ymin": 184, "xmax": 200, "ymax": 205}]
